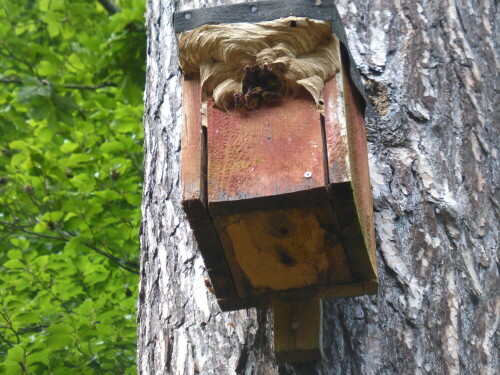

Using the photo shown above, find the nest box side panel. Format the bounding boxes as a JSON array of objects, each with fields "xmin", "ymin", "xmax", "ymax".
[
  {"xmin": 323, "ymin": 75, "xmax": 351, "ymax": 184},
  {"xmin": 323, "ymin": 65, "xmax": 378, "ymax": 290},
  {"xmin": 342, "ymin": 68, "xmax": 378, "ymax": 287},
  {"xmin": 180, "ymin": 77, "xmax": 237, "ymax": 299}
]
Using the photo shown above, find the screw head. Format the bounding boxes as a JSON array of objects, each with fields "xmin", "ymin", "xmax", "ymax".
[
  {"xmin": 184, "ymin": 13, "xmax": 191, "ymax": 19},
  {"xmin": 304, "ymin": 171, "xmax": 312, "ymax": 178},
  {"xmin": 251, "ymin": 5, "xmax": 258, "ymax": 13}
]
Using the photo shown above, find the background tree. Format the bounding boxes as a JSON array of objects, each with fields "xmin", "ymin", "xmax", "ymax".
[
  {"xmin": 139, "ymin": 0, "xmax": 499, "ymax": 374},
  {"xmin": 0, "ymin": 0, "xmax": 145, "ymax": 373}
]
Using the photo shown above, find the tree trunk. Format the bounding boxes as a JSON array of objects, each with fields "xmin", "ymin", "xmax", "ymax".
[{"xmin": 138, "ymin": 0, "xmax": 499, "ymax": 374}]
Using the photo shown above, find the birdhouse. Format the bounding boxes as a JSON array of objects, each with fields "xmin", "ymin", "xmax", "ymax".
[{"xmin": 175, "ymin": 0, "xmax": 378, "ymax": 363}]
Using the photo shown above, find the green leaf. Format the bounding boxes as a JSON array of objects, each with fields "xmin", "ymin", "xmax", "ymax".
[
  {"xmin": 47, "ymin": 323, "xmax": 73, "ymax": 335},
  {"xmin": 67, "ymin": 53, "xmax": 85, "ymax": 72},
  {"xmin": 33, "ymin": 221, "xmax": 48, "ymax": 233},
  {"xmin": 6, "ymin": 345, "xmax": 24, "ymax": 362},
  {"xmin": 60, "ymin": 140, "xmax": 79, "ymax": 153},
  {"xmin": 26, "ymin": 349, "xmax": 49, "ymax": 366},
  {"xmin": 47, "ymin": 333, "xmax": 74, "ymax": 349},
  {"xmin": 38, "ymin": 60, "xmax": 59, "ymax": 76},
  {"xmin": 122, "ymin": 77, "xmax": 143, "ymax": 106},
  {"xmin": 7, "ymin": 249, "xmax": 23, "ymax": 259},
  {"xmin": 37, "ymin": 127, "xmax": 54, "ymax": 144},
  {"xmin": 100, "ymin": 141, "xmax": 126, "ymax": 153},
  {"xmin": 9, "ymin": 140, "xmax": 30, "ymax": 151}
]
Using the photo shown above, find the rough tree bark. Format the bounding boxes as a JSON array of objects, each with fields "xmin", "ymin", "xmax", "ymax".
[{"xmin": 138, "ymin": 0, "xmax": 499, "ymax": 374}]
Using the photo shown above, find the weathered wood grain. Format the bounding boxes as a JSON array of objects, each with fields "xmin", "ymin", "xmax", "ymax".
[
  {"xmin": 217, "ymin": 280, "xmax": 374, "ymax": 311},
  {"xmin": 323, "ymin": 64, "xmax": 378, "ymax": 284},
  {"xmin": 341, "ymin": 67, "xmax": 378, "ymax": 276},
  {"xmin": 207, "ymin": 95, "xmax": 325, "ymax": 203},
  {"xmin": 174, "ymin": 0, "xmax": 336, "ymax": 32},
  {"xmin": 274, "ymin": 300, "xmax": 323, "ymax": 363},
  {"xmin": 180, "ymin": 77, "xmax": 238, "ymax": 299}
]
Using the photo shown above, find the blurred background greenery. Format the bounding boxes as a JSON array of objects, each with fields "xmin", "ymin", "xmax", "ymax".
[{"xmin": 0, "ymin": 0, "xmax": 145, "ymax": 373}]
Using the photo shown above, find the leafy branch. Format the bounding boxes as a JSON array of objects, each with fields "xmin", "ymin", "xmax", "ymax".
[
  {"xmin": 0, "ymin": 220, "xmax": 139, "ymax": 274},
  {"xmin": 97, "ymin": 0, "xmax": 122, "ymax": 15}
]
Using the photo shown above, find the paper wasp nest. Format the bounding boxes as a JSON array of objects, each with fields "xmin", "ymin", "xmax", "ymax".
[{"xmin": 178, "ymin": 17, "xmax": 340, "ymax": 110}]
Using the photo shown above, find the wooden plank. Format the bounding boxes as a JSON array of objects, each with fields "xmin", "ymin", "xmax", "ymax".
[
  {"xmin": 323, "ymin": 75, "xmax": 350, "ymax": 184},
  {"xmin": 217, "ymin": 280, "xmax": 376, "ymax": 311},
  {"xmin": 274, "ymin": 299, "xmax": 323, "ymax": 363},
  {"xmin": 180, "ymin": 77, "xmax": 238, "ymax": 299},
  {"xmin": 322, "ymin": 58, "xmax": 378, "ymax": 284},
  {"xmin": 213, "ymin": 204, "xmax": 352, "ymax": 297},
  {"xmin": 329, "ymin": 183, "xmax": 376, "ymax": 281},
  {"xmin": 207, "ymin": 93, "xmax": 326, "ymax": 204},
  {"xmin": 342, "ymin": 66, "xmax": 378, "ymax": 279},
  {"xmin": 181, "ymin": 77, "xmax": 203, "ymax": 203}
]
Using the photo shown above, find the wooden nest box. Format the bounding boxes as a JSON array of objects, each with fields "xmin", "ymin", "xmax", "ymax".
[{"xmin": 176, "ymin": 0, "xmax": 378, "ymax": 363}]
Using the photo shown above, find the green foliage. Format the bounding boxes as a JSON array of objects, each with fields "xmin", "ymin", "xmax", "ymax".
[{"xmin": 0, "ymin": 0, "xmax": 145, "ymax": 373}]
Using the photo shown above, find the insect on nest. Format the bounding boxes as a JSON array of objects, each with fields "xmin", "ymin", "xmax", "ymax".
[{"xmin": 233, "ymin": 63, "xmax": 283, "ymax": 112}]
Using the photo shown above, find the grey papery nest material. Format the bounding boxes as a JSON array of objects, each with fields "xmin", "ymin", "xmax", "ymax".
[{"xmin": 178, "ymin": 17, "xmax": 340, "ymax": 110}]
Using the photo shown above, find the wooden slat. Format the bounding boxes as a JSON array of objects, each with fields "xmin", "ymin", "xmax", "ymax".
[
  {"xmin": 217, "ymin": 280, "xmax": 375, "ymax": 311},
  {"xmin": 181, "ymin": 77, "xmax": 203, "ymax": 203},
  {"xmin": 213, "ymin": 203, "xmax": 352, "ymax": 297},
  {"xmin": 323, "ymin": 75, "xmax": 351, "ymax": 184},
  {"xmin": 180, "ymin": 77, "xmax": 238, "ymax": 299},
  {"xmin": 207, "ymin": 93, "xmax": 326, "ymax": 204},
  {"xmin": 274, "ymin": 299, "xmax": 322, "ymax": 363},
  {"xmin": 342, "ymin": 66, "xmax": 378, "ymax": 280}
]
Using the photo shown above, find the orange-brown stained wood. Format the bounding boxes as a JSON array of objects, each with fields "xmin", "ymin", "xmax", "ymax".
[
  {"xmin": 322, "ymin": 65, "xmax": 378, "ymax": 287},
  {"xmin": 180, "ymin": 76, "xmax": 238, "ymax": 299},
  {"xmin": 342, "ymin": 68, "xmax": 378, "ymax": 282},
  {"xmin": 207, "ymin": 94, "xmax": 326, "ymax": 203},
  {"xmin": 323, "ymin": 75, "xmax": 351, "ymax": 184},
  {"xmin": 213, "ymin": 204, "xmax": 352, "ymax": 297},
  {"xmin": 181, "ymin": 77, "xmax": 203, "ymax": 203}
]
